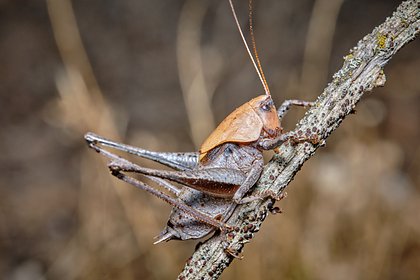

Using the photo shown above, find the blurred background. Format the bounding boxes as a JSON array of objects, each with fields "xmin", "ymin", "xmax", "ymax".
[{"xmin": 0, "ymin": 0, "xmax": 419, "ymax": 279}]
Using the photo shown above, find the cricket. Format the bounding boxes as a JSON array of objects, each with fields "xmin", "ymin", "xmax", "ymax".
[{"xmin": 85, "ymin": 0, "xmax": 316, "ymax": 244}]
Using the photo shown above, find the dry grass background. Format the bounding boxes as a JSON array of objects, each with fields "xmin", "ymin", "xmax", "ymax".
[{"xmin": 0, "ymin": 0, "xmax": 419, "ymax": 279}]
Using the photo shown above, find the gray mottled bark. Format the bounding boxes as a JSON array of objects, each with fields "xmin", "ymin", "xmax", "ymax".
[{"xmin": 178, "ymin": 1, "xmax": 419, "ymax": 279}]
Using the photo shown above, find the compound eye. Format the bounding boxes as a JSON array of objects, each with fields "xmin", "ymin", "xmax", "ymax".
[{"xmin": 261, "ymin": 103, "xmax": 271, "ymax": 112}]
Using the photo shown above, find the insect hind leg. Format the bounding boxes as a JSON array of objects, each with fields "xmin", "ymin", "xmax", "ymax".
[
  {"xmin": 110, "ymin": 169, "xmax": 231, "ymax": 231},
  {"xmin": 85, "ymin": 132, "xmax": 198, "ymax": 171},
  {"xmin": 108, "ymin": 159, "xmax": 246, "ymax": 197},
  {"xmin": 89, "ymin": 141, "xmax": 231, "ymax": 231}
]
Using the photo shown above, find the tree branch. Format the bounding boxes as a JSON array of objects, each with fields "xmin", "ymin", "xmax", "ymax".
[{"xmin": 178, "ymin": 1, "xmax": 419, "ymax": 279}]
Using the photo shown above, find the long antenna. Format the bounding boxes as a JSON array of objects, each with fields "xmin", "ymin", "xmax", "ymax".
[
  {"xmin": 229, "ymin": 0, "xmax": 271, "ymax": 96},
  {"xmin": 248, "ymin": 0, "xmax": 269, "ymax": 94}
]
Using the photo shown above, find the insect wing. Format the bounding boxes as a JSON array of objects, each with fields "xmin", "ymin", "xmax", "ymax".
[{"xmin": 199, "ymin": 96, "xmax": 267, "ymax": 159}]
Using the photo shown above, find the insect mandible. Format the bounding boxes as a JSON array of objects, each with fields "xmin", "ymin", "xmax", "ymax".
[{"xmin": 85, "ymin": 0, "xmax": 316, "ymax": 243}]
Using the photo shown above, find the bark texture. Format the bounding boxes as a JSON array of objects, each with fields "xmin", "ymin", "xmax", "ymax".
[{"xmin": 178, "ymin": 1, "xmax": 419, "ymax": 279}]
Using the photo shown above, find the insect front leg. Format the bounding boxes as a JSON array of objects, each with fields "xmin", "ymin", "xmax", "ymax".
[
  {"xmin": 277, "ymin": 99, "xmax": 315, "ymax": 121},
  {"xmin": 85, "ymin": 132, "xmax": 199, "ymax": 171},
  {"xmin": 258, "ymin": 129, "xmax": 320, "ymax": 151}
]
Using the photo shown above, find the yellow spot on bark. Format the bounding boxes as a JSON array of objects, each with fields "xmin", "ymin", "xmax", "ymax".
[
  {"xmin": 377, "ymin": 33, "xmax": 387, "ymax": 49},
  {"xmin": 344, "ymin": 54, "xmax": 354, "ymax": 60}
]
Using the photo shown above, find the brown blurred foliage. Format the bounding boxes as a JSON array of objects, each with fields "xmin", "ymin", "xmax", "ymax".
[{"xmin": 0, "ymin": 0, "xmax": 419, "ymax": 279}]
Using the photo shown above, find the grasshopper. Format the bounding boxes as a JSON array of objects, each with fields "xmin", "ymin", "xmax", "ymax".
[{"xmin": 85, "ymin": 0, "xmax": 315, "ymax": 243}]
